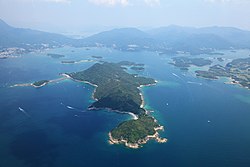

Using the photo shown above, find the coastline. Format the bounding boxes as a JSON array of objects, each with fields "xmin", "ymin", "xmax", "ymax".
[
  {"xmin": 224, "ymin": 77, "xmax": 249, "ymax": 89},
  {"xmin": 62, "ymin": 73, "xmax": 98, "ymax": 88},
  {"xmin": 108, "ymin": 79, "xmax": 167, "ymax": 149},
  {"xmin": 12, "ymin": 71, "xmax": 166, "ymax": 149},
  {"xmin": 88, "ymin": 106, "xmax": 138, "ymax": 120},
  {"xmin": 78, "ymin": 76, "xmax": 166, "ymax": 149},
  {"xmin": 138, "ymin": 80, "xmax": 158, "ymax": 108},
  {"xmin": 197, "ymin": 74, "xmax": 249, "ymax": 90},
  {"xmin": 108, "ymin": 120, "xmax": 167, "ymax": 149},
  {"xmin": 62, "ymin": 73, "xmax": 99, "ymax": 101},
  {"xmin": 65, "ymin": 73, "xmax": 148, "ymax": 121}
]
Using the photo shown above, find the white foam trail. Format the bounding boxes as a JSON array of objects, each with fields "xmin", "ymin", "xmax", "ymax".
[
  {"xmin": 172, "ymin": 73, "xmax": 181, "ymax": 79},
  {"xmin": 187, "ymin": 81, "xmax": 203, "ymax": 86},
  {"xmin": 128, "ymin": 112, "xmax": 138, "ymax": 120},
  {"xmin": 18, "ymin": 107, "xmax": 31, "ymax": 117},
  {"xmin": 61, "ymin": 102, "xmax": 86, "ymax": 112}
]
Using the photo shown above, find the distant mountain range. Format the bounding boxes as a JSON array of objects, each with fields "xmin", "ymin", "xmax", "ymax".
[
  {"xmin": 1, "ymin": 19, "xmax": 250, "ymax": 55},
  {"xmin": 0, "ymin": 19, "xmax": 73, "ymax": 49}
]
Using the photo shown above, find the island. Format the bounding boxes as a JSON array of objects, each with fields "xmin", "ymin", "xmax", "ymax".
[
  {"xmin": 32, "ymin": 80, "xmax": 49, "ymax": 88},
  {"xmin": 61, "ymin": 59, "xmax": 94, "ymax": 64},
  {"xmin": 118, "ymin": 61, "xmax": 145, "ymax": 67},
  {"xmin": 195, "ymin": 57, "xmax": 250, "ymax": 89},
  {"xmin": 66, "ymin": 62, "xmax": 166, "ymax": 148},
  {"xmin": 12, "ymin": 77, "xmax": 67, "ymax": 88},
  {"xmin": 61, "ymin": 60, "xmax": 76, "ymax": 64},
  {"xmin": 47, "ymin": 53, "xmax": 65, "ymax": 59},
  {"xmin": 118, "ymin": 61, "xmax": 145, "ymax": 72},
  {"xmin": 170, "ymin": 57, "xmax": 212, "ymax": 70},
  {"xmin": 91, "ymin": 55, "xmax": 103, "ymax": 59}
]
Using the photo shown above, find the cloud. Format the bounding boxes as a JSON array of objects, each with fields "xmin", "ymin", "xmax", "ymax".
[
  {"xmin": 88, "ymin": 0, "xmax": 161, "ymax": 7},
  {"xmin": 16, "ymin": 0, "xmax": 72, "ymax": 4},
  {"xmin": 45, "ymin": 0, "xmax": 71, "ymax": 3},
  {"xmin": 144, "ymin": 0, "xmax": 160, "ymax": 6},
  {"xmin": 88, "ymin": 0, "xmax": 129, "ymax": 6},
  {"xmin": 205, "ymin": 0, "xmax": 250, "ymax": 3}
]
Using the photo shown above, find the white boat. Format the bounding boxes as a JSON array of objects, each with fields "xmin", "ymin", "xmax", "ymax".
[{"xmin": 67, "ymin": 106, "xmax": 74, "ymax": 109}]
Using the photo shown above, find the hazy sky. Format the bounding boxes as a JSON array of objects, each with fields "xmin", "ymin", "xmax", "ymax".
[{"xmin": 0, "ymin": 0, "xmax": 250, "ymax": 34}]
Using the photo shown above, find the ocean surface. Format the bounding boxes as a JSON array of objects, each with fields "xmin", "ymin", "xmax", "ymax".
[{"xmin": 0, "ymin": 47, "xmax": 250, "ymax": 167}]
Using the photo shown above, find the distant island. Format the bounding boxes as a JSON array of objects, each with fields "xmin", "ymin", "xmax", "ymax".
[
  {"xmin": 12, "ymin": 77, "xmax": 67, "ymax": 88},
  {"xmin": 47, "ymin": 53, "xmax": 65, "ymax": 59},
  {"xmin": 170, "ymin": 57, "xmax": 212, "ymax": 70},
  {"xmin": 118, "ymin": 61, "xmax": 144, "ymax": 67},
  {"xmin": 61, "ymin": 59, "xmax": 94, "ymax": 64},
  {"xmin": 32, "ymin": 80, "xmax": 49, "ymax": 88},
  {"xmin": 91, "ymin": 55, "xmax": 103, "ymax": 59},
  {"xmin": 196, "ymin": 57, "xmax": 250, "ymax": 89},
  {"xmin": 66, "ymin": 62, "xmax": 166, "ymax": 148},
  {"xmin": 118, "ymin": 61, "xmax": 145, "ymax": 72}
]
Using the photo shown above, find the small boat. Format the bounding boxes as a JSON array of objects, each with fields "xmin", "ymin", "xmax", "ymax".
[
  {"xmin": 18, "ymin": 107, "xmax": 25, "ymax": 112},
  {"xmin": 67, "ymin": 106, "xmax": 74, "ymax": 109},
  {"xmin": 208, "ymin": 120, "xmax": 211, "ymax": 123}
]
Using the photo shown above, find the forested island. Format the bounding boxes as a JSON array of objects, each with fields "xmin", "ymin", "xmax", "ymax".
[
  {"xmin": 32, "ymin": 80, "xmax": 49, "ymax": 87},
  {"xmin": 118, "ymin": 61, "xmax": 145, "ymax": 72},
  {"xmin": 91, "ymin": 55, "xmax": 103, "ymax": 59},
  {"xmin": 196, "ymin": 57, "xmax": 250, "ymax": 89},
  {"xmin": 66, "ymin": 62, "xmax": 166, "ymax": 148},
  {"xmin": 170, "ymin": 57, "xmax": 212, "ymax": 70},
  {"xmin": 110, "ymin": 115, "xmax": 167, "ymax": 148}
]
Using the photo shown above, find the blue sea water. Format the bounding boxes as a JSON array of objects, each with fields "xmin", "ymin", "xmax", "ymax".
[{"xmin": 0, "ymin": 47, "xmax": 250, "ymax": 167}]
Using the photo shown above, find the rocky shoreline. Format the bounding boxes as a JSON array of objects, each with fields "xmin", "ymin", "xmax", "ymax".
[
  {"xmin": 108, "ymin": 124, "xmax": 167, "ymax": 149},
  {"xmin": 108, "ymin": 80, "xmax": 167, "ymax": 149}
]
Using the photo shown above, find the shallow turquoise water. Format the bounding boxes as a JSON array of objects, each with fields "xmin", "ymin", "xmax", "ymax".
[{"xmin": 0, "ymin": 47, "xmax": 249, "ymax": 167}]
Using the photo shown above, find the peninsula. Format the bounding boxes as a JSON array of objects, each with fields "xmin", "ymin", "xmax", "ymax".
[
  {"xmin": 196, "ymin": 57, "xmax": 250, "ymax": 89},
  {"xmin": 66, "ymin": 62, "xmax": 166, "ymax": 148}
]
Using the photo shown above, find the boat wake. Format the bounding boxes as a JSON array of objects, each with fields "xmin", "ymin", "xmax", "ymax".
[
  {"xmin": 187, "ymin": 81, "xmax": 203, "ymax": 86},
  {"xmin": 61, "ymin": 102, "xmax": 86, "ymax": 112},
  {"xmin": 172, "ymin": 73, "xmax": 181, "ymax": 79},
  {"xmin": 18, "ymin": 107, "xmax": 31, "ymax": 117}
]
